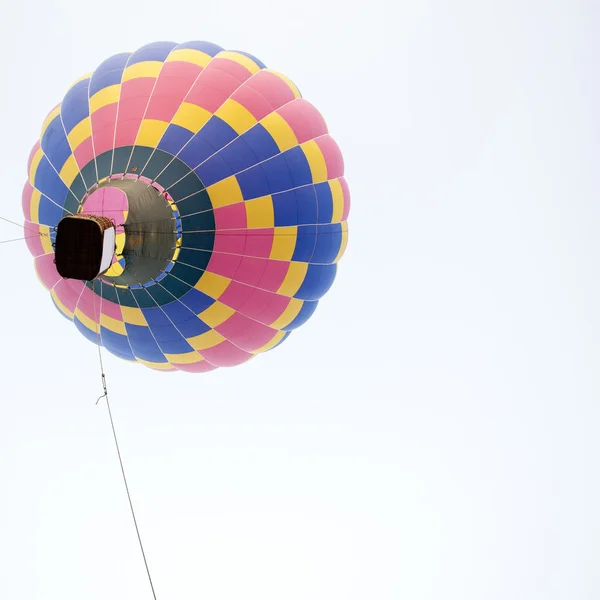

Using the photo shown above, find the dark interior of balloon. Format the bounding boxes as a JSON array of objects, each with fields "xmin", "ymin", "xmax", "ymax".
[
  {"xmin": 54, "ymin": 215, "xmax": 116, "ymax": 281},
  {"xmin": 54, "ymin": 181, "xmax": 177, "ymax": 283}
]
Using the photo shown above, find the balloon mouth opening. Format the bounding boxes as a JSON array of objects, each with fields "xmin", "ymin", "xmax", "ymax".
[
  {"xmin": 80, "ymin": 178, "xmax": 179, "ymax": 288},
  {"xmin": 54, "ymin": 214, "xmax": 117, "ymax": 281}
]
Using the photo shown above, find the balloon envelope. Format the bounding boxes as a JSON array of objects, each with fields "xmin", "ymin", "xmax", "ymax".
[{"xmin": 23, "ymin": 41, "xmax": 350, "ymax": 373}]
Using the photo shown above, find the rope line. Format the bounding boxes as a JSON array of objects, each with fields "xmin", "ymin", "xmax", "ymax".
[
  {"xmin": 0, "ymin": 215, "xmax": 29, "ymax": 230},
  {"xmin": 0, "ymin": 215, "xmax": 50, "ymax": 236},
  {"xmin": 92, "ymin": 282, "xmax": 158, "ymax": 600},
  {"xmin": 0, "ymin": 235, "xmax": 42, "ymax": 245}
]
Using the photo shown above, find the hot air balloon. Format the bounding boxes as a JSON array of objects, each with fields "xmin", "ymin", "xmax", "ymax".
[{"xmin": 22, "ymin": 41, "xmax": 350, "ymax": 373}]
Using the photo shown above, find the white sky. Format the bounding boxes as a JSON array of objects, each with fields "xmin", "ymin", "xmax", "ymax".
[{"xmin": 1, "ymin": 1, "xmax": 599, "ymax": 599}]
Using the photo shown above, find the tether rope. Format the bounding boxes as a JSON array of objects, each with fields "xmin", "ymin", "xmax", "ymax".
[{"xmin": 92, "ymin": 282, "xmax": 158, "ymax": 600}]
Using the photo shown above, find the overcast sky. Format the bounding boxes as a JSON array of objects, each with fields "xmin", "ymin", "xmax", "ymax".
[{"xmin": 1, "ymin": 1, "xmax": 599, "ymax": 599}]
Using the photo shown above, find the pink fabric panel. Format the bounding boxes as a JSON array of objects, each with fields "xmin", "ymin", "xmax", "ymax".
[
  {"xmin": 247, "ymin": 71, "xmax": 297, "ymax": 110},
  {"xmin": 198, "ymin": 339, "xmax": 253, "ymax": 367},
  {"xmin": 315, "ymin": 135, "xmax": 344, "ymax": 179},
  {"xmin": 277, "ymin": 99, "xmax": 328, "ymax": 144},
  {"xmin": 216, "ymin": 312, "xmax": 278, "ymax": 352},
  {"xmin": 22, "ymin": 182, "xmax": 33, "ymax": 221},
  {"xmin": 34, "ymin": 254, "xmax": 61, "ymax": 290}
]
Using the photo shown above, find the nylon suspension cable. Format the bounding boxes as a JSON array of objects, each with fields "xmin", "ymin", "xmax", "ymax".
[
  {"xmin": 0, "ymin": 215, "xmax": 49, "ymax": 235},
  {"xmin": 0, "ymin": 235, "xmax": 42, "ymax": 244},
  {"xmin": 92, "ymin": 283, "xmax": 158, "ymax": 600}
]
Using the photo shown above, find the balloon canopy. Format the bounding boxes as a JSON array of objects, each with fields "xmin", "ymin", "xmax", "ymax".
[{"xmin": 22, "ymin": 41, "xmax": 350, "ymax": 373}]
